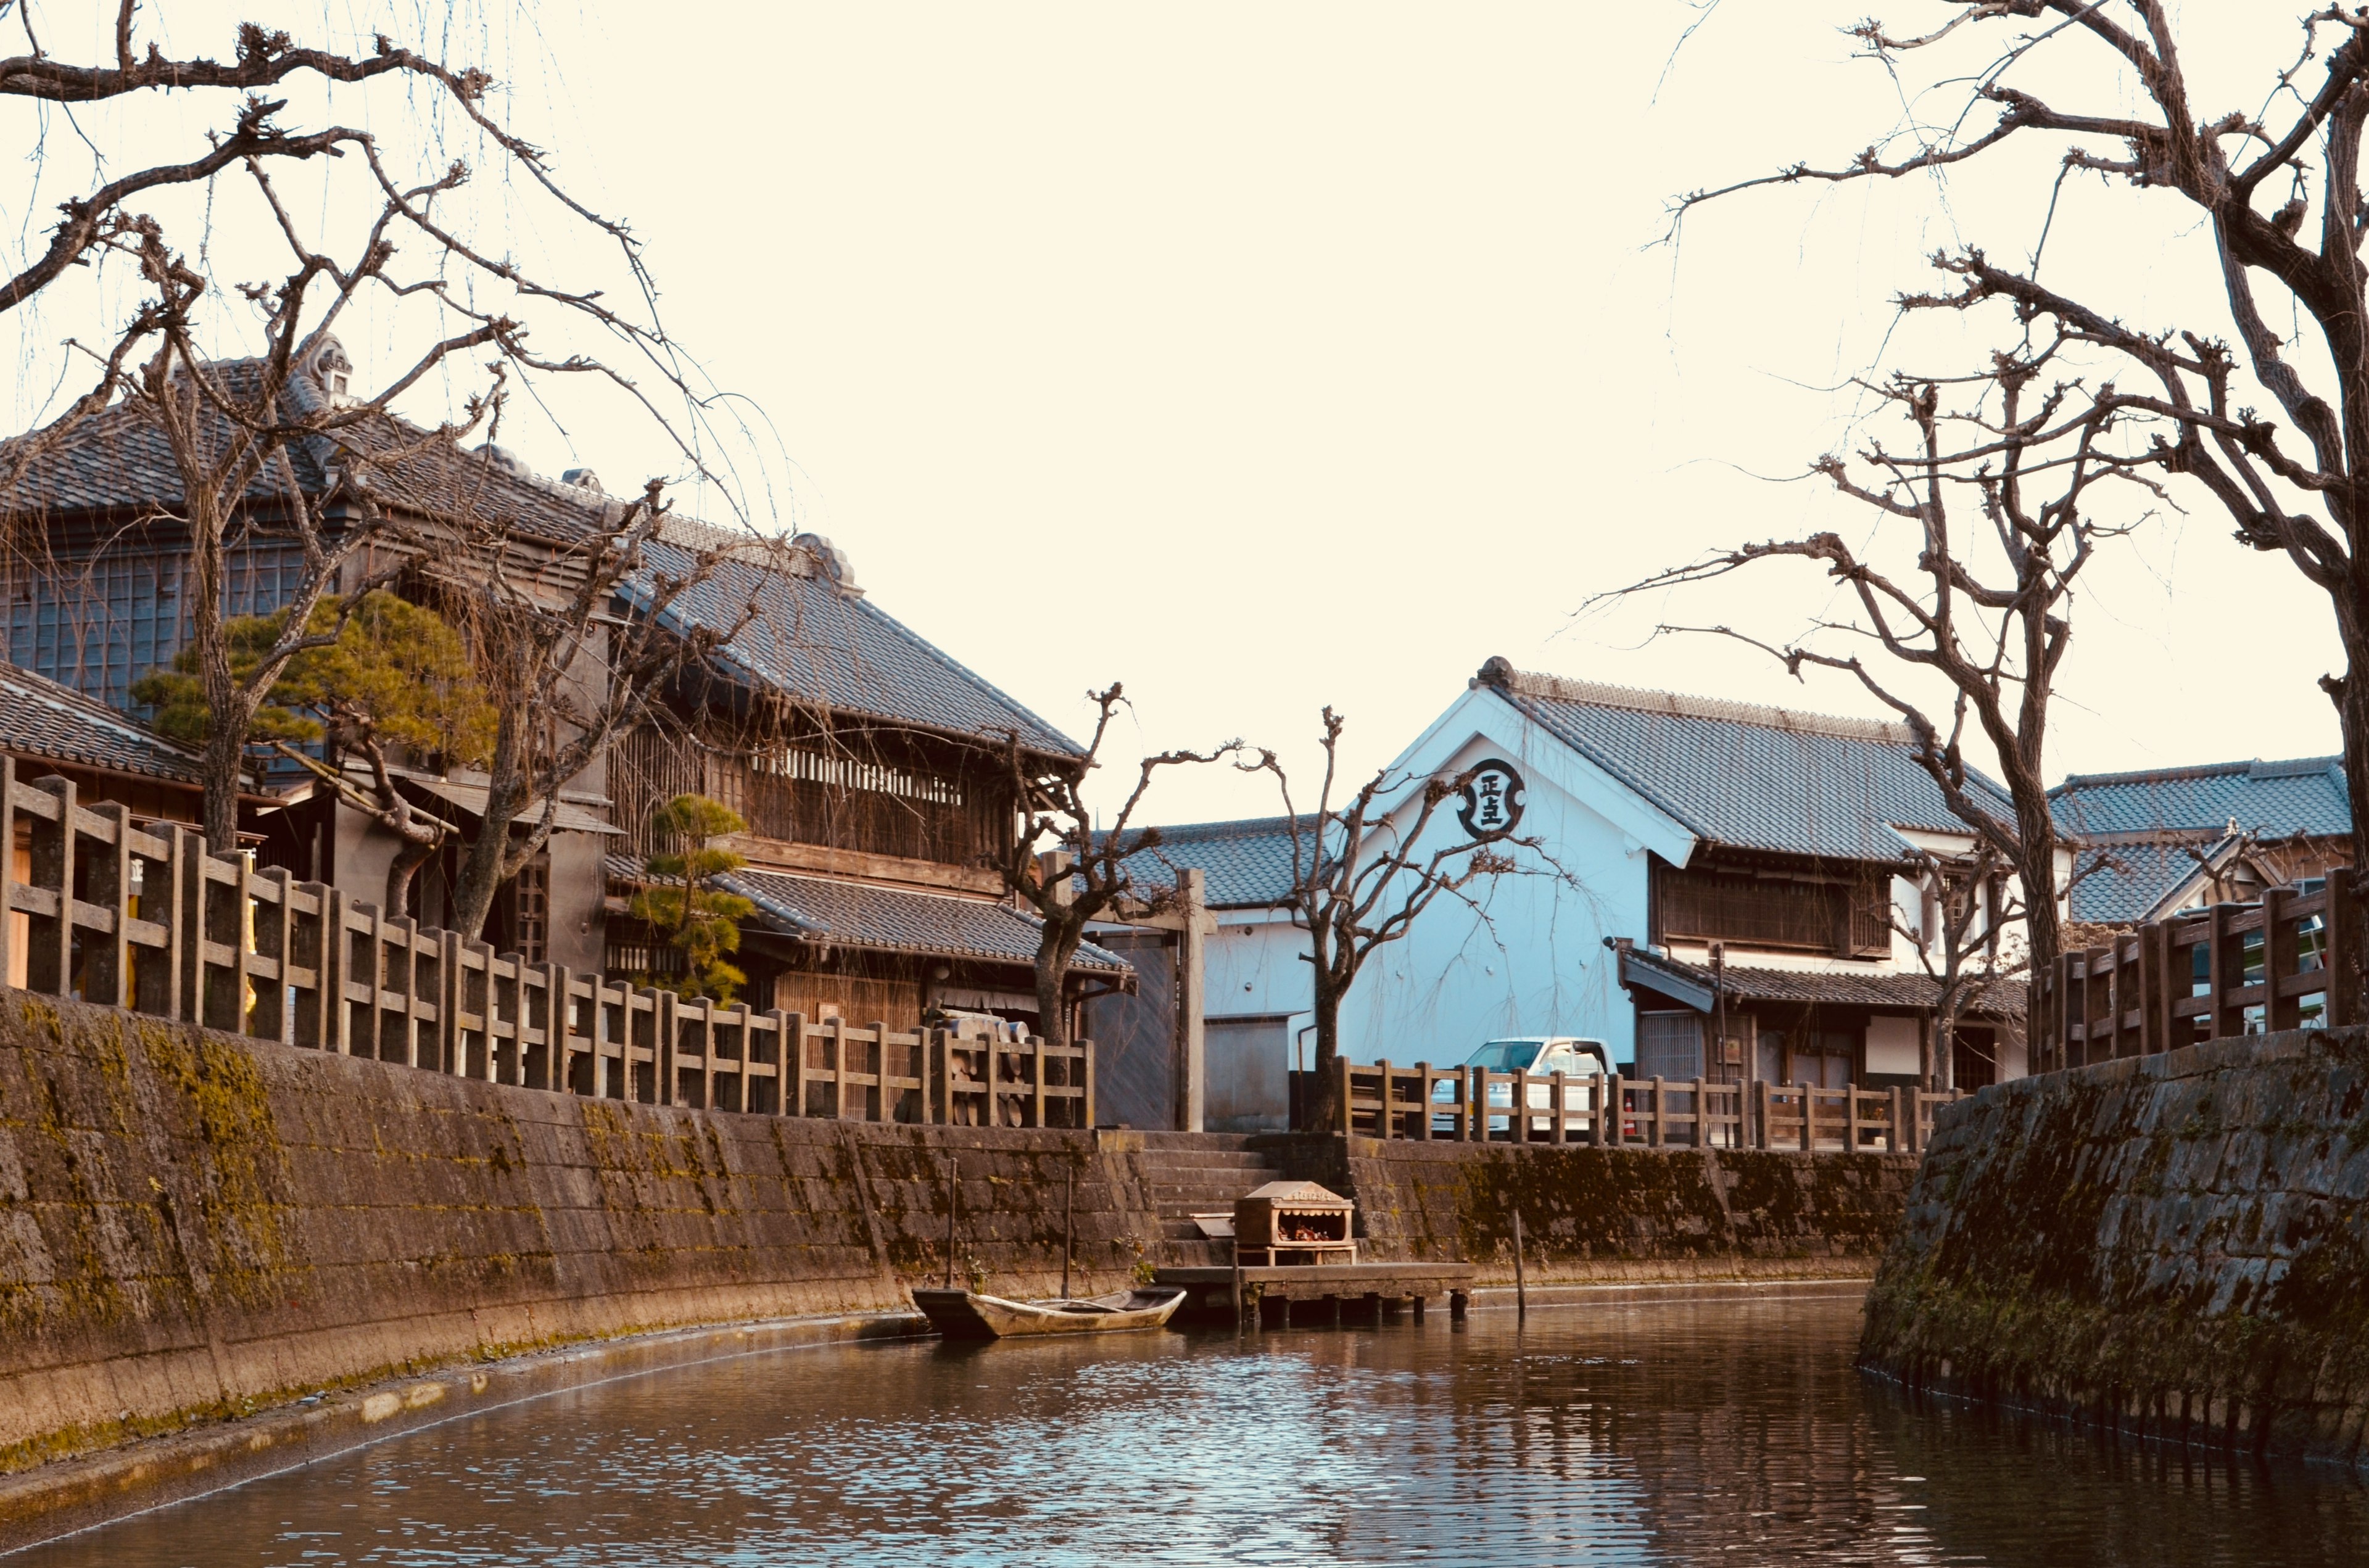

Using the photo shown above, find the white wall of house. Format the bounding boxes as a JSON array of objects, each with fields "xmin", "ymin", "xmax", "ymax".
[{"xmin": 1209, "ymin": 688, "xmax": 1693, "ymax": 1070}]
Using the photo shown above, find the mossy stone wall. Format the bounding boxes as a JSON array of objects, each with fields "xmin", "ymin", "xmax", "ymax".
[
  {"xmin": 1259, "ymin": 1134, "xmax": 1917, "ymax": 1282},
  {"xmin": 0, "ymin": 994, "xmax": 1162, "ymax": 1475},
  {"xmin": 0, "ymin": 993, "xmax": 1924, "ymax": 1480},
  {"xmin": 1861, "ymin": 1027, "xmax": 2369, "ymax": 1464}
]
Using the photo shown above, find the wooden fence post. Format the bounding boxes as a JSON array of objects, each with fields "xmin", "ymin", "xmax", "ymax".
[
  {"xmin": 84, "ymin": 801, "xmax": 133, "ymax": 1010},
  {"xmin": 1032, "ymin": 1030, "xmax": 1048, "ymax": 1129},
  {"xmin": 2331, "ymin": 867, "xmax": 2361, "ymax": 1029},
  {"xmin": 1550, "ymin": 1071, "xmax": 1566, "ymax": 1145},
  {"xmin": 1753, "ymin": 1079, "xmax": 1771, "ymax": 1150},
  {"xmin": 25, "ymin": 777, "xmax": 72, "ymax": 996}
]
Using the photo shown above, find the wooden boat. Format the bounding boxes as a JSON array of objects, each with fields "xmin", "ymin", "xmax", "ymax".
[{"xmin": 910, "ymin": 1286, "xmax": 1188, "ymax": 1340}]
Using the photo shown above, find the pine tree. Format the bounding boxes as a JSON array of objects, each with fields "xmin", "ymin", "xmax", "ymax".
[{"xmin": 630, "ymin": 794, "xmax": 757, "ymax": 1005}]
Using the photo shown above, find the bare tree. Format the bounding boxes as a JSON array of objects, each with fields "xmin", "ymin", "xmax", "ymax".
[
  {"xmin": 431, "ymin": 500, "xmax": 769, "ymax": 941},
  {"xmin": 79, "ymin": 191, "xmax": 511, "ymax": 849},
  {"xmin": 1607, "ymin": 352, "xmax": 2169, "ymax": 976},
  {"xmin": 993, "ymin": 683, "xmax": 1239, "ymax": 1049},
  {"xmin": 1674, "ymin": 2, "xmax": 2369, "ymax": 1011},
  {"xmin": 1244, "ymin": 707, "xmax": 1551, "ymax": 1130},
  {"xmin": 1894, "ymin": 840, "xmax": 2016, "ymax": 1091},
  {"xmin": 0, "ymin": 7, "xmax": 659, "ymax": 497}
]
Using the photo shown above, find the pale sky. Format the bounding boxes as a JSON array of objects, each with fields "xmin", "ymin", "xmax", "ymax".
[{"xmin": 2, "ymin": 3, "xmax": 2347, "ymax": 823}]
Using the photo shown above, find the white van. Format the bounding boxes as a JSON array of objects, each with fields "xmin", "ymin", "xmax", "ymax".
[{"xmin": 1442, "ymin": 1036, "xmax": 1614, "ymax": 1137}]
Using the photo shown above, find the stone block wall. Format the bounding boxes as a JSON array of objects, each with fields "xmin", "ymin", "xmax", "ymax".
[
  {"xmin": 0, "ymin": 993, "xmax": 1164, "ymax": 1475},
  {"xmin": 1861, "ymin": 1027, "xmax": 2369, "ymax": 1464},
  {"xmin": 0, "ymin": 992, "xmax": 1925, "ymax": 1482},
  {"xmin": 1263, "ymin": 1134, "xmax": 1919, "ymax": 1282}
]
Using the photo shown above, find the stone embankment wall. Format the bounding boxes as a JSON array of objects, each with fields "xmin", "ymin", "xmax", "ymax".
[
  {"xmin": 0, "ymin": 991, "xmax": 1920, "ymax": 1487},
  {"xmin": 1862, "ymin": 1027, "xmax": 2369, "ymax": 1465},
  {"xmin": 0, "ymin": 992, "xmax": 1162, "ymax": 1478},
  {"xmin": 1270, "ymin": 1135, "xmax": 1917, "ymax": 1282}
]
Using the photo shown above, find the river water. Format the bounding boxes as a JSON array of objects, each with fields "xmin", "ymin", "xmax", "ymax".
[{"xmin": 23, "ymin": 1287, "xmax": 2369, "ymax": 1567}]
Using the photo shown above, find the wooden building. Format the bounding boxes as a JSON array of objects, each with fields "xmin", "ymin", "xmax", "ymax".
[
  {"xmin": 0, "ymin": 337, "xmax": 641, "ymax": 968},
  {"xmin": 0, "ymin": 337, "xmax": 1129, "ymax": 1026},
  {"xmin": 0, "ymin": 661, "xmax": 214, "ymax": 988},
  {"xmin": 598, "ymin": 524, "xmax": 1129, "ymax": 1034}
]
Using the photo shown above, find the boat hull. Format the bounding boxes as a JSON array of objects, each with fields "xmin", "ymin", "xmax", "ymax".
[{"xmin": 911, "ymin": 1287, "xmax": 1186, "ymax": 1340}]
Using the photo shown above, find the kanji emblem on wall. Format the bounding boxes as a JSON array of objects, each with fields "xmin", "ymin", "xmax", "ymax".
[{"xmin": 1457, "ymin": 759, "xmax": 1525, "ymax": 838}]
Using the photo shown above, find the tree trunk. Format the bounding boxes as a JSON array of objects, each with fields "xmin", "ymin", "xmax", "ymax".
[
  {"xmin": 1304, "ymin": 983, "xmax": 1343, "ymax": 1133},
  {"xmin": 199, "ymin": 722, "xmax": 244, "ymax": 854},
  {"xmin": 2013, "ymin": 793, "xmax": 2063, "ymax": 977},
  {"xmin": 1034, "ymin": 919, "xmax": 1078, "ymax": 1049},
  {"xmin": 386, "ymin": 835, "xmax": 436, "ymax": 915}
]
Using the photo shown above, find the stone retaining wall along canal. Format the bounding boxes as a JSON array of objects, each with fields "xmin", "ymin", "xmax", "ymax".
[
  {"xmin": 0, "ymin": 991, "xmax": 1922, "ymax": 1501},
  {"xmin": 1273, "ymin": 1135, "xmax": 1919, "ymax": 1282},
  {"xmin": 1861, "ymin": 1026, "xmax": 2369, "ymax": 1465}
]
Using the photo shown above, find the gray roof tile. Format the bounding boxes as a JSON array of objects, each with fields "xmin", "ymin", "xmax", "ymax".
[
  {"xmin": 605, "ymin": 855, "xmax": 1127, "ymax": 973},
  {"xmin": 0, "ymin": 661, "xmax": 207, "ymax": 786},
  {"xmin": 1108, "ymin": 814, "xmax": 1314, "ymax": 909},
  {"xmin": 629, "ymin": 538, "xmax": 1083, "ymax": 757},
  {"xmin": 1623, "ymin": 946, "xmax": 2024, "ymax": 1015},
  {"xmin": 2051, "ymin": 756, "xmax": 2351, "ymax": 841},
  {"xmin": 1484, "ymin": 667, "xmax": 2015, "ymax": 864},
  {"xmin": 0, "ymin": 352, "xmax": 603, "ymax": 546}
]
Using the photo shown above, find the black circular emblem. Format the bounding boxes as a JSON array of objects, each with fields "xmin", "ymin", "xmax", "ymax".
[{"xmin": 1457, "ymin": 759, "xmax": 1525, "ymax": 838}]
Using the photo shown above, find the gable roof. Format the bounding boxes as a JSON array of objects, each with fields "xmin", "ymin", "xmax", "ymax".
[
  {"xmin": 1476, "ymin": 660, "xmax": 2012, "ymax": 864},
  {"xmin": 2065, "ymin": 833, "xmax": 2244, "ymax": 925},
  {"xmin": 2, "ymin": 342, "xmax": 1082, "ymax": 762},
  {"xmin": 629, "ymin": 535, "xmax": 1083, "ymax": 758},
  {"xmin": 1106, "ymin": 814, "xmax": 1315, "ymax": 910},
  {"xmin": 0, "ymin": 661, "xmax": 208, "ymax": 787},
  {"xmin": 2050, "ymin": 755, "xmax": 2351, "ymax": 841},
  {"xmin": 0, "ymin": 347, "xmax": 605, "ymax": 547}
]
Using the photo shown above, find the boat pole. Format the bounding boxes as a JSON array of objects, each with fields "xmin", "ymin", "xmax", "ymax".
[
  {"xmin": 1513, "ymin": 1209, "xmax": 1527, "ymax": 1321},
  {"xmin": 945, "ymin": 1158, "xmax": 959, "ymax": 1290},
  {"xmin": 1060, "ymin": 1166, "xmax": 1075, "ymax": 1300}
]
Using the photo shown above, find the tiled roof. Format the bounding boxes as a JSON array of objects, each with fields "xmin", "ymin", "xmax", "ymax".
[
  {"xmin": 2050, "ymin": 755, "xmax": 2351, "ymax": 841},
  {"xmin": 605, "ymin": 856, "xmax": 1128, "ymax": 973},
  {"xmin": 0, "ymin": 348, "xmax": 606, "ymax": 546},
  {"xmin": 628, "ymin": 536, "xmax": 1083, "ymax": 757},
  {"xmin": 1621, "ymin": 946, "xmax": 2025, "ymax": 1017},
  {"xmin": 1479, "ymin": 662, "xmax": 2015, "ymax": 864},
  {"xmin": 0, "ymin": 661, "xmax": 207, "ymax": 786},
  {"xmin": 2064, "ymin": 835, "xmax": 2235, "ymax": 925},
  {"xmin": 1106, "ymin": 815, "xmax": 1316, "ymax": 909}
]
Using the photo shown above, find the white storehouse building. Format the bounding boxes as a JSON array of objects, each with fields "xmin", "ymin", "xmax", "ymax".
[{"xmin": 1143, "ymin": 658, "xmax": 2026, "ymax": 1131}]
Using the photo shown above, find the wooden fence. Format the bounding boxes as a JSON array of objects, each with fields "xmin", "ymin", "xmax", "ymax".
[
  {"xmin": 0, "ymin": 762, "xmax": 1092, "ymax": 1128},
  {"xmin": 2030, "ymin": 870, "xmax": 2360, "ymax": 1075},
  {"xmin": 1331, "ymin": 1058, "xmax": 1960, "ymax": 1154}
]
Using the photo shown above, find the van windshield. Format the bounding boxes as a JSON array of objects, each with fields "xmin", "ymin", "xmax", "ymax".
[{"xmin": 1463, "ymin": 1040, "xmax": 1545, "ymax": 1071}]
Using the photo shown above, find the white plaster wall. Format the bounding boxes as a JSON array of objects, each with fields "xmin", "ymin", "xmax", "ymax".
[{"xmin": 1329, "ymin": 728, "xmax": 1648, "ymax": 1067}]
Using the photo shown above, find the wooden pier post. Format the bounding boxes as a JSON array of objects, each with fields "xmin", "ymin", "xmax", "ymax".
[{"xmin": 1513, "ymin": 1208, "xmax": 1527, "ymax": 1320}]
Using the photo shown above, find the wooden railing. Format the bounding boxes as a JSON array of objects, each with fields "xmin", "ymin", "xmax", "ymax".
[
  {"xmin": 0, "ymin": 762, "xmax": 1091, "ymax": 1127},
  {"xmin": 2030, "ymin": 870, "xmax": 2360, "ymax": 1075},
  {"xmin": 1329, "ymin": 1058, "xmax": 1959, "ymax": 1154}
]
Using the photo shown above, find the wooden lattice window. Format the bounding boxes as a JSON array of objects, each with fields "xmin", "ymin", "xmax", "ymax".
[
  {"xmin": 1652, "ymin": 859, "xmax": 1891, "ymax": 959},
  {"xmin": 511, "ymin": 856, "xmax": 549, "ymax": 964}
]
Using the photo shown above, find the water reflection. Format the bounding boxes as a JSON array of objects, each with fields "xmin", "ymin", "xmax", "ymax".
[{"xmin": 23, "ymin": 1290, "xmax": 2367, "ymax": 1567}]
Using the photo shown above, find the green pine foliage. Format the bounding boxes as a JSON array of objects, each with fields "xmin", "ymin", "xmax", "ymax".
[
  {"xmin": 132, "ymin": 591, "xmax": 495, "ymax": 765},
  {"xmin": 631, "ymin": 793, "xmax": 757, "ymax": 1005}
]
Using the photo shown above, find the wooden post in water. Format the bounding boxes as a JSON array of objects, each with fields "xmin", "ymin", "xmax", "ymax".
[
  {"xmin": 1513, "ymin": 1208, "xmax": 1527, "ymax": 1321},
  {"xmin": 1060, "ymin": 1166, "xmax": 1075, "ymax": 1300}
]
